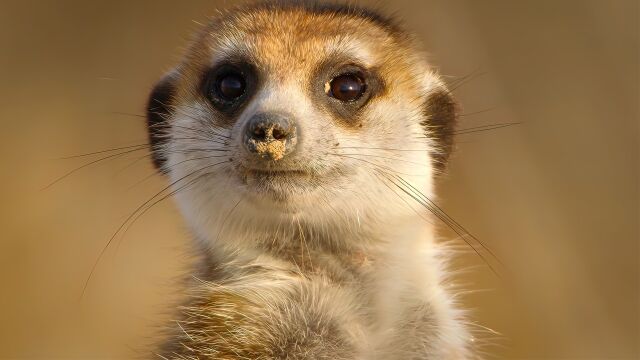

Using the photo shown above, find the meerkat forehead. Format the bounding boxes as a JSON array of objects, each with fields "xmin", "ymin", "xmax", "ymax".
[{"xmin": 178, "ymin": 3, "xmax": 423, "ymax": 90}]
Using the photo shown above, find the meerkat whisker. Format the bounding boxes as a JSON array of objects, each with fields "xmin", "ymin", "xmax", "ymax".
[
  {"xmin": 44, "ymin": 147, "xmax": 149, "ymax": 190},
  {"xmin": 81, "ymin": 160, "xmax": 229, "ymax": 298},
  {"xmin": 56, "ymin": 143, "xmax": 150, "ymax": 159}
]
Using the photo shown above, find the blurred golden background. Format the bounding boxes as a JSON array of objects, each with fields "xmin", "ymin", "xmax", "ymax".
[{"xmin": 0, "ymin": 0, "xmax": 637, "ymax": 358}]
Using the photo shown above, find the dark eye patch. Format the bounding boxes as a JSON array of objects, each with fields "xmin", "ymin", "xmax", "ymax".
[
  {"xmin": 311, "ymin": 61, "xmax": 383, "ymax": 125},
  {"xmin": 201, "ymin": 61, "xmax": 257, "ymax": 116}
]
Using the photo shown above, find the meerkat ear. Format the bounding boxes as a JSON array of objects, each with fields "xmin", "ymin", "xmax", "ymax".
[
  {"xmin": 146, "ymin": 71, "xmax": 179, "ymax": 173},
  {"xmin": 421, "ymin": 84, "xmax": 458, "ymax": 172}
]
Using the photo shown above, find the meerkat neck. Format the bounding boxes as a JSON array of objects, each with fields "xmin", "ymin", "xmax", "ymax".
[{"xmin": 203, "ymin": 214, "xmax": 432, "ymax": 279}]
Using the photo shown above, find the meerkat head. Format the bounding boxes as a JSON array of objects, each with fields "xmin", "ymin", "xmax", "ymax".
[{"xmin": 146, "ymin": 2, "xmax": 457, "ymax": 245}]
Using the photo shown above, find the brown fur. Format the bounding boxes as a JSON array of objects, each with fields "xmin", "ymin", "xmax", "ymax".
[
  {"xmin": 147, "ymin": 2, "xmax": 455, "ymax": 171},
  {"xmin": 160, "ymin": 259, "xmax": 363, "ymax": 359},
  {"xmin": 148, "ymin": 2, "xmax": 469, "ymax": 359}
]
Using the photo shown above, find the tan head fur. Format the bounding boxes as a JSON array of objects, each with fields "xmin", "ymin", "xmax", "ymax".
[
  {"xmin": 147, "ymin": 1, "xmax": 457, "ymax": 248},
  {"xmin": 147, "ymin": 2, "xmax": 469, "ymax": 359}
]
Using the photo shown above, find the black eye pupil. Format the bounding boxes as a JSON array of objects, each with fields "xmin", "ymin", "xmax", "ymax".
[
  {"xmin": 329, "ymin": 74, "xmax": 365, "ymax": 102},
  {"xmin": 217, "ymin": 73, "xmax": 245, "ymax": 100}
]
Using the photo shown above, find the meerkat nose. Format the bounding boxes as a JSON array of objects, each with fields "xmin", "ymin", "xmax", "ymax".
[{"xmin": 243, "ymin": 113, "xmax": 298, "ymax": 161}]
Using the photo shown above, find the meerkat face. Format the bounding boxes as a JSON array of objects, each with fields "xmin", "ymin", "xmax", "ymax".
[{"xmin": 146, "ymin": 3, "xmax": 456, "ymax": 241}]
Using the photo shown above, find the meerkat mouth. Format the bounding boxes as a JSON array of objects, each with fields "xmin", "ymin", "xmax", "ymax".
[
  {"xmin": 245, "ymin": 168, "xmax": 313, "ymax": 190},
  {"xmin": 237, "ymin": 166, "xmax": 323, "ymax": 202},
  {"xmin": 247, "ymin": 168, "xmax": 309, "ymax": 178}
]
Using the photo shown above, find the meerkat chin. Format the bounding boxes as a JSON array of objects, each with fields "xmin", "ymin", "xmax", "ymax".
[{"xmin": 146, "ymin": 2, "xmax": 472, "ymax": 359}]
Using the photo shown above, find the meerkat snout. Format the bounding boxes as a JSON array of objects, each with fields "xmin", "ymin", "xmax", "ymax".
[{"xmin": 243, "ymin": 113, "xmax": 298, "ymax": 161}]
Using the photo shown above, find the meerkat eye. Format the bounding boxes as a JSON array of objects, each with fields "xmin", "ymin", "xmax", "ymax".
[
  {"xmin": 202, "ymin": 64, "xmax": 255, "ymax": 110},
  {"xmin": 216, "ymin": 72, "xmax": 246, "ymax": 100},
  {"xmin": 327, "ymin": 74, "xmax": 366, "ymax": 102}
]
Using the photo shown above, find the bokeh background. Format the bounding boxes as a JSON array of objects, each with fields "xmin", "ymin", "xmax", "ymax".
[{"xmin": 1, "ymin": 0, "xmax": 637, "ymax": 358}]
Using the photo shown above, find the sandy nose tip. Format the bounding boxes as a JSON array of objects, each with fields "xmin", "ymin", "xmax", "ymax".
[{"xmin": 243, "ymin": 113, "xmax": 298, "ymax": 161}]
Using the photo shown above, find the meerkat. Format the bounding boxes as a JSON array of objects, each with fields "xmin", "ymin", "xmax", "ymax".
[{"xmin": 146, "ymin": 1, "xmax": 473, "ymax": 359}]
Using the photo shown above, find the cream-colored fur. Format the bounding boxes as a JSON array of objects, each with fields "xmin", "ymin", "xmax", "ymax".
[{"xmin": 148, "ymin": 2, "xmax": 472, "ymax": 359}]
